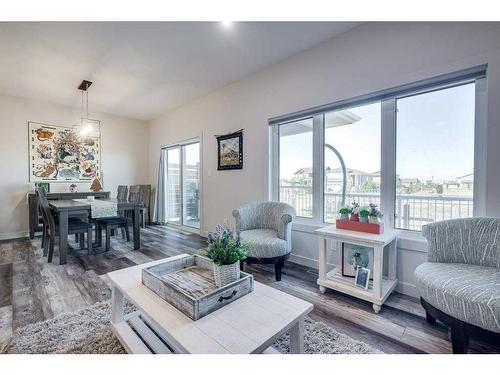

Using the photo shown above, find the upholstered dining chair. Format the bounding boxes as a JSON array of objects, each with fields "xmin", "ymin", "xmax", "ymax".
[{"xmin": 233, "ymin": 201, "xmax": 296, "ymax": 281}]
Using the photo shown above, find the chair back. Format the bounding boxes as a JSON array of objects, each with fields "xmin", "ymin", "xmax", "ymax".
[
  {"xmin": 128, "ymin": 185, "xmax": 141, "ymax": 203},
  {"xmin": 35, "ymin": 188, "xmax": 55, "ymax": 234},
  {"xmin": 423, "ymin": 218, "xmax": 500, "ymax": 268},
  {"xmin": 233, "ymin": 201, "xmax": 296, "ymax": 237},
  {"xmin": 117, "ymin": 185, "xmax": 128, "ymax": 202},
  {"xmin": 139, "ymin": 185, "xmax": 151, "ymax": 208}
]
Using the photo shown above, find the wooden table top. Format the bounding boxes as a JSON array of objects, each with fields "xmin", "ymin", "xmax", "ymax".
[{"xmin": 107, "ymin": 254, "xmax": 313, "ymax": 354}]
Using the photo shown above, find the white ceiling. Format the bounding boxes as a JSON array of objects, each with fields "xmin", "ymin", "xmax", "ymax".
[{"xmin": 0, "ymin": 22, "xmax": 360, "ymax": 121}]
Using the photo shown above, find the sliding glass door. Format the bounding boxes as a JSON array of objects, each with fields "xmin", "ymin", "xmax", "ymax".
[{"xmin": 165, "ymin": 140, "xmax": 201, "ymax": 230}]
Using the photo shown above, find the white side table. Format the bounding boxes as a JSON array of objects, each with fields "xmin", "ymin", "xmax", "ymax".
[{"xmin": 315, "ymin": 225, "xmax": 399, "ymax": 313}]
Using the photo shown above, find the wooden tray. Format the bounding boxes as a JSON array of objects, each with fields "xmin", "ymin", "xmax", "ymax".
[
  {"xmin": 336, "ymin": 219, "xmax": 384, "ymax": 234},
  {"xmin": 142, "ymin": 255, "xmax": 254, "ymax": 320}
]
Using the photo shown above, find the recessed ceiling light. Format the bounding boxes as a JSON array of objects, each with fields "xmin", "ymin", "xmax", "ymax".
[{"xmin": 221, "ymin": 21, "xmax": 233, "ymax": 28}]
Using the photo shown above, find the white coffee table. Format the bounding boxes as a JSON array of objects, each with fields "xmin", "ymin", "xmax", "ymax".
[{"xmin": 107, "ymin": 254, "xmax": 313, "ymax": 354}]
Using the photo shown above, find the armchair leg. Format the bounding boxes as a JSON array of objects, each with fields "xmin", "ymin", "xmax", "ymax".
[
  {"xmin": 451, "ymin": 325, "xmax": 470, "ymax": 354},
  {"xmin": 274, "ymin": 259, "xmax": 284, "ymax": 281},
  {"xmin": 426, "ymin": 311, "xmax": 437, "ymax": 324}
]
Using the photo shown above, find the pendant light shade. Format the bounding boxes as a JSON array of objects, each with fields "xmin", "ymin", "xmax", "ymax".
[{"xmin": 73, "ymin": 80, "xmax": 100, "ymax": 138}]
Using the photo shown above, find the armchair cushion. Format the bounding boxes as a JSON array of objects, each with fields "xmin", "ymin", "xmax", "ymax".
[
  {"xmin": 239, "ymin": 229, "xmax": 290, "ymax": 258},
  {"xmin": 415, "ymin": 262, "xmax": 500, "ymax": 333}
]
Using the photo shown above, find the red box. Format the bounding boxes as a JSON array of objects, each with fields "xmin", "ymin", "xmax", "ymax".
[{"xmin": 335, "ymin": 219, "xmax": 384, "ymax": 234}]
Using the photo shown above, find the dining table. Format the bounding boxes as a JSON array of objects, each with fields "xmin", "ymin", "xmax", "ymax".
[{"xmin": 49, "ymin": 198, "xmax": 142, "ymax": 265}]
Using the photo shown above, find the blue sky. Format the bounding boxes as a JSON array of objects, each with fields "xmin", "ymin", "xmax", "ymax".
[{"xmin": 280, "ymin": 82, "xmax": 475, "ymax": 182}]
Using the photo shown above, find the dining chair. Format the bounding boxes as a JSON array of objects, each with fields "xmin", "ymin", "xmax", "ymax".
[
  {"xmin": 95, "ymin": 216, "xmax": 131, "ymax": 252},
  {"xmin": 36, "ymin": 188, "xmax": 93, "ymax": 262}
]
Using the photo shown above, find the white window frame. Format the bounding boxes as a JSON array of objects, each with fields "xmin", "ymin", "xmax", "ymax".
[{"xmin": 269, "ymin": 74, "xmax": 487, "ymax": 244}]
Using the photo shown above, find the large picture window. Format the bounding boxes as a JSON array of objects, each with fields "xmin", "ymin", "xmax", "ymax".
[
  {"xmin": 324, "ymin": 103, "xmax": 381, "ymax": 223},
  {"xmin": 395, "ymin": 83, "xmax": 476, "ymax": 231},
  {"xmin": 279, "ymin": 118, "xmax": 314, "ymax": 218},
  {"xmin": 270, "ymin": 67, "xmax": 485, "ymax": 233}
]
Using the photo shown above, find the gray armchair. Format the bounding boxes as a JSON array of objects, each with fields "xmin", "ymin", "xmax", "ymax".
[
  {"xmin": 414, "ymin": 218, "xmax": 500, "ymax": 353},
  {"xmin": 233, "ymin": 201, "xmax": 296, "ymax": 281}
]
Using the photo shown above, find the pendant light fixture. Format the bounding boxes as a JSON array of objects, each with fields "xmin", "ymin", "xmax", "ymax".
[{"xmin": 73, "ymin": 80, "xmax": 100, "ymax": 137}]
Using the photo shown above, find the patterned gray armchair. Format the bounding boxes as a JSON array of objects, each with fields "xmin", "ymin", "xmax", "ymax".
[
  {"xmin": 233, "ymin": 201, "xmax": 296, "ymax": 281},
  {"xmin": 414, "ymin": 218, "xmax": 500, "ymax": 353}
]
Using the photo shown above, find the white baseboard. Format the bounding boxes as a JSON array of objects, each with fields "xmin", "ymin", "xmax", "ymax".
[
  {"xmin": 0, "ymin": 231, "xmax": 29, "ymax": 241},
  {"xmin": 288, "ymin": 252, "xmax": 419, "ymax": 298},
  {"xmin": 289, "ymin": 253, "xmax": 320, "ymax": 269},
  {"xmin": 395, "ymin": 280, "xmax": 419, "ymax": 298}
]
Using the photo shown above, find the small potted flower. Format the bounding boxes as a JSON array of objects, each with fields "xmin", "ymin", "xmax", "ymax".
[
  {"xmin": 339, "ymin": 206, "xmax": 350, "ymax": 220},
  {"xmin": 350, "ymin": 202, "xmax": 360, "ymax": 221},
  {"xmin": 359, "ymin": 207, "xmax": 370, "ymax": 223},
  {"xmin": 368, "ymin": 203, "xmax": 383, "ymax": 224},
  {"xmin": 204, "ymin": 223, "xmax": 247, "ymax": 287}
]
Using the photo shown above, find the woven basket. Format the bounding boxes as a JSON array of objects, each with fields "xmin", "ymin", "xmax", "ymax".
[{"xmin": 213, "ymin": 261, "xmax": 240, "ymax": 287}]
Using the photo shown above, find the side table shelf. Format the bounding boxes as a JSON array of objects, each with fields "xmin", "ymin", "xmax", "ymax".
[{"xmin": 315, "ymin": 225, "xmax": 399, "ymax": 313}]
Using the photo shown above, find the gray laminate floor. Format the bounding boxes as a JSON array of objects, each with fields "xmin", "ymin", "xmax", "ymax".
[{"xmin": 0, "ymin": 225, "xmax": 498, "ymax": 354}]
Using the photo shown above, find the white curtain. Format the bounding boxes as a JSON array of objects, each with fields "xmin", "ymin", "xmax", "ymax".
[{"xmin": 153, "ymin": 150, "xmax": 167, "ymax": 224}]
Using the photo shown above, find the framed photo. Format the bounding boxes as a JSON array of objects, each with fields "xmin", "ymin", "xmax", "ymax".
[
  {"xmin": 217, "ymin": 131, "xmax": 243, "ymax": 170},
  {"xmin": 355, "ymin": 267, "xmax": 371, "ymax": 290},
  {"xmin": 341, "ymin": 243, "xmax": 373, "ymax": 280}
]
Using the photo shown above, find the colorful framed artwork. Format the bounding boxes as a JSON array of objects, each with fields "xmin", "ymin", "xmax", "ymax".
[
  {"xmin": 341, "ymin": 243, "xmax": 374, "ymax": 280},
  {"xmin": 216, "ymin": 131, "xmax": 243, "ymax": 170},
  {"xmin": 28, "ymin": 122, "xmax": 101, "ymax": 182}
]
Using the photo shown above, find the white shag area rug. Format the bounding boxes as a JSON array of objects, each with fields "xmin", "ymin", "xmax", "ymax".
[{"xmin": 2, "ymin": 301, "xmax": 380, "ymax": 354}]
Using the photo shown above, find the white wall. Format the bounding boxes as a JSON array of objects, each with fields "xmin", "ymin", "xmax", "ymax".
[
  {"xmin": 0, "ymin": 94, "xmax": 149, "ymax": 239},
  {"xmin": 148, "ymin": 22, "xmax": 500, "ymax": 297}
]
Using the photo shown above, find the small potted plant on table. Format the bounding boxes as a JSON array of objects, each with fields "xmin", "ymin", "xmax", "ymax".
[
  {"xmin": 339, "ymin": 206, "xmax": 350, "ymax": 220},
  {"xmin": 350, "ymin": 202, "xmax": 360, "ymax": 221},
  {"xmin": 359, "ymin": 207, "xmax": 370, "ymax": 223},
  {"xmin": 205, "ymin": 223, "xmax": 247, "ymax": 287},
  {"xmin": 368, "ymin": 203, "xmax": 383, "ymax": 224}
]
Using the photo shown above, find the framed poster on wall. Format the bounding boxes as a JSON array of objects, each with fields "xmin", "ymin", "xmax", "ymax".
[
  {"xmin": 216, "ymin": 130, "xmax": 243, "ymax": 170},
  {"xmin": 28, "ymin": 122, "xmax": 101, "ymax": 182}
]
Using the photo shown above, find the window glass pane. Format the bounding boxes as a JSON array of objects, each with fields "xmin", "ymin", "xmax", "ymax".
[
  {"xmin": 166, "ymin": 147, "xmax": 181, "ymax": 224},
  {"xmin": 182, "ymin": 142, "xmax": 200, "ymax": 229},
  {"xmin": 324, "ymin": 103, "xmax": 381, "ymax": 223},
  {"xmin": 279, "ymin": 118, "xmax": 313, "ymax": 218},
  {"xmin": 395, "ymin": 83, "xmax": 475, "ymax": 231}
]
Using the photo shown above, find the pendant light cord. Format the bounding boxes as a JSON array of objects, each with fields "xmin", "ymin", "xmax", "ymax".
[
  {"xmin": 86, "ymin": 84, "xmax": 89, "ymax": 118},
  {"xmin": 80, "ymin": 82, "xmax": 90, "ymax": 119}
]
